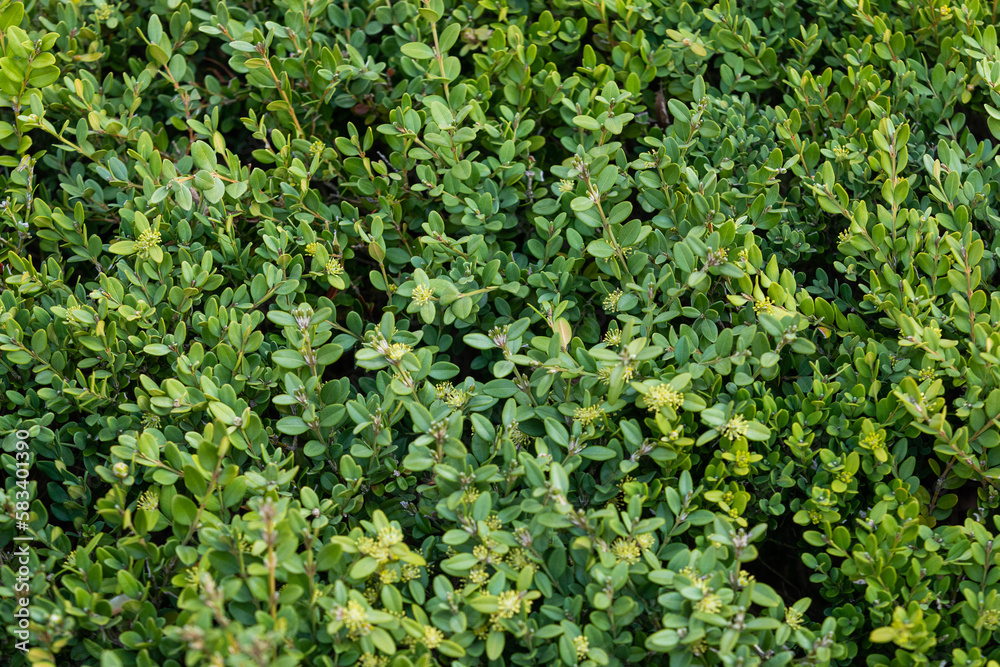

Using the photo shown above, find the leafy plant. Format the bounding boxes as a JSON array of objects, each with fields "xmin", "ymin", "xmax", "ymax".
[{"xmin": 3, "ymin": 0, "xmax": 1000, "ymax": 666}]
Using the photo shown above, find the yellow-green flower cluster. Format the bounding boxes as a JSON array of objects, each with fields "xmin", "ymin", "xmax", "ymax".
[
  {"xmin": 574, "ymin": 405, "xmax": 604, "ymax": 426},
  {"xmin": 508, "ymin": 423, "xmax": 530, "ymax": 448},
  {"xmin": 95, "ymin": 4, "xmax": 115, "ymax": 21},
  {"xmin": 359, "ymin": 652, "xmax": 388, "ymax": 667},
  {"xmin": 473, "ymin": 544, "xmax": 493, "ymax": 563},
  {"xmin": 136, "ymin": 490, "xmax": 159, "ymax": 511},
  {"xmin": 135, "ymin": 228, "xmax": 161, "ymax": 253},
  {"xmin": 432, "ymin": 380, "xmax": 470, "ymax": 408},
  {"xmin": 603, "ymin": 289, "xmax": 623, "ymax": 312},
  {"xmin": 708, "ymin": 248, "xmax": 727, "ymax": 264},
  {"xmin": 422, "ymin": 625, "xmax": 443, "ymax": 649},
  {"xmin": 335, "ymin": 599, "xmax": 371, "ymax": 636},
  {"xmin": 860, "ymin": 430, "xmax": 885, "ymax": 451},
  {"xmin": 753, "ymin": 297, "xmax": 773, "ymax": 314},
  {"xmin": 325, "ymin": 258, "xmax": 344, "ymax": 275},
  {"xmin": 378, "ymin": 526, "xmax": 403, "ymax": 547},
  {"xmin": 688, "ymin": 572, "xmax": 711, "ymax": 594},
  {"xmin": 468, "ymin": 566, "xmax": 489, "ymax": 586},
  {"xmin": 612, "ymin": 538, "xmax": 641, "ymax": 565},
  {"xmin": 695, "ymin": 592, "xmax": 723, "ymax": 614},
  {"xmin": 357, "ymin": 536, "xmax": 390, "ymax": 563},
  {"xmin": 831, "ymin": 144, "xmax": 851, "ymax": 161},
  {"xmin": 573, "ymin": 635, "xmax": 589, "ymax": 660},
  {"xmin": 386, "ymin": 342, "xmax": 411, "ymax": 361},
  {"xmin": 507, "ymin": 548, "xmax": 530, "ymax": 569},
  {"xmin": 445, "ymin": 388, "xmax": 470, "ymax": 408},
  {"xmin": 356, "ymin": 524, "xmax": 404, "ymax": 566},
  {"xmin": 496, "ymin": 590, "xmax": 521, "ymax": 618},
  {"xmin": 412, "ymin": 283, "xmax": 435, "ymax": 306},
  {"xmin": 645, "ymin": 384, "xmax": 684, "ymax": 412},
  {"xmin": 183, "ymin": 568, "xmax": 201, "ymax": 588},
  {"xmin": 721, "ymin": 415, "xmax": 749, "ymax": 440},
  {"xmin": 785, "ymin": 606, "xmax": 804, "ymax": 630}
]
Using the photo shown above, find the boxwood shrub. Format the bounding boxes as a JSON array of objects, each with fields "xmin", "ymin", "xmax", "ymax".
[{"xmin": 2, "ymin": 0, "xmax": 1000, "ymax": 665}]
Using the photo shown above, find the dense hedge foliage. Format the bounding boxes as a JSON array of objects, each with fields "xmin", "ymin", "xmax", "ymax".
[{"xmin": 3, "ymin": 0, "xmax": 1000, "ymax": 664}]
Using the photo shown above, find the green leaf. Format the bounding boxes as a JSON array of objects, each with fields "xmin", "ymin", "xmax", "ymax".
[
  {"xmin": 487, "ymin": 631, "xmax": 505, "ymax": 660},
  {"xmin": 574, "ymin": 115, "xmax": 601, "ymax": 131},
  {"xmin": 276, "ymin": 416, "xmax": 310, "ymax": 435},
  {"xmin": 272, "ymin": 349, "xmax": 306, "ymax": 368},
  {"xmin": 170, "ymin": 496, "xmax": 198, "ymax": 526},
  {"xmin": 750, "ymin": 582, "xmax": 781, "ymax": 607},
  {"xmin": 870, "ymin": 627, "xmax": 896, "ymax": 643},
  {"xmin": 316, "ymin": 543, "xmax": 342, "ymax": 571},
  {"xmin": 28, "ymin": 67, "xmax": 59, "ymax": 88},
  {"xmin": 109, "ymin": 241, "xmax": 136, "ymax": 255},
  {"xmin": 191, "ymin": 141, "xmax": 217, "ymax": 171},
  {"xmin": 350, "ymin": 556, "xmax": 379, "ymax": 579},
  {"xmin": 400, "ymin": 42, "xmax": 435, "ymax": 59},
  {"xmin": 438, "ymin": 640, "xmax": 466, "ymax": 658},
  {"xmin": 0, "ymin": 3, "xmax": 24, "ymax": 30},
  {"xmin": 744, "ymin": 421, "xmax": 771, "ymax": 441},
  {"xmin": 463, "ymin": 333, "xmax": 495, "ymax": 349},
  {"xmin": 147, "ymin": 14, "xmax": 163, "ymax": 44},
  {"xmin": 588, "ymin": 239, "xmax": 615, "ymax": 258},
  {"xmin": 371, "ymin": 627, "xmax": 395, "ymax": 654}
]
